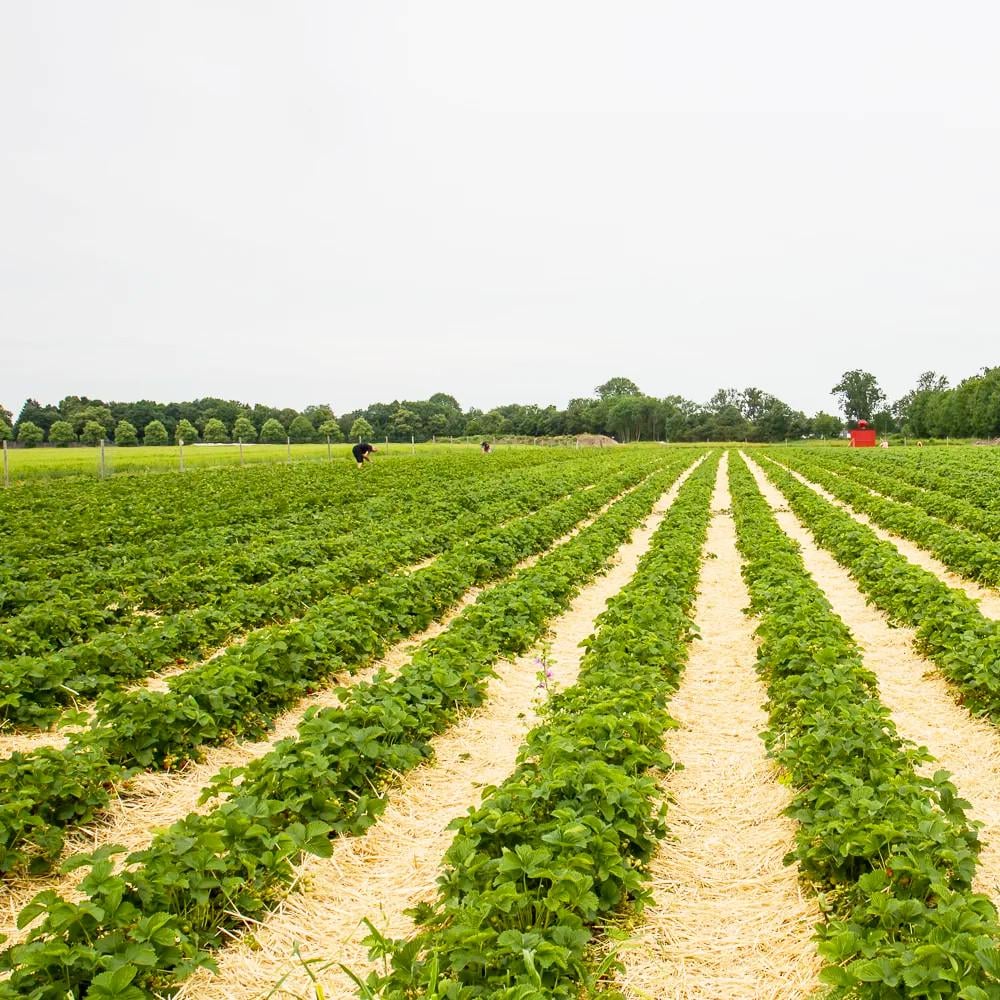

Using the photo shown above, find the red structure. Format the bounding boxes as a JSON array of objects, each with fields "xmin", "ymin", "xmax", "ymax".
[{"xmin": 849, "ymin": 420, "xmax": 877, "ymax": 448}]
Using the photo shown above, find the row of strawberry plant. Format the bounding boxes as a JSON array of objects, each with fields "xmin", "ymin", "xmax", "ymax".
[
  {"xmin": 1, "ymin": 454, "xmax": 611, "ymax": 636},
  {"xmin": 1, "ymin": 447, "xmax": 597, "ymax": 565},
  {"xmin": 359, "ymin": 455, "xmax": 717, "ymax": 999},
  {"xmin": 766, "ymin": 451, "xmax": 1000, "ymax": 588},
  {"xmin": 0, "ymin": 460, "xmax": 679, "ymax": 877},
  {"xmin": 756, "ymin": 457, "xmax": 1000, "ymax": 727},
  {"xmin": 0, "ymin": 458, "xmax": 695, "ymax": 998},
  {"xmin": 728, "ymin": 450, "xmax": 1000, "ymax": 997},
  {"xmin": 1, "ymin": 462, "xmax": 616, "ymax": 722},
  {"xmin": 786, "ymin": 448, "xmax": 999, "ymax": 542},
  {"xmin": 832, "ymin": 448, "xmax": 1000, "ymax": 517}
]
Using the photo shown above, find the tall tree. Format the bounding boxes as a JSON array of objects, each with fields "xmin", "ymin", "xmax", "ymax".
[
  {"xmin": 595, "ymin": 377, "xmax": 641, "ymax": 400},
  {"xmin": 831, "ymin": 370, "xmax": 886, "ymax": 423}
]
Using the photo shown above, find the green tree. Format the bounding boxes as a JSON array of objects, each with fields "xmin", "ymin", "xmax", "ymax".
[
  {"xmin": 232, "ymin": 416, "xmax": 257, "ymax": 442},
  {"xmin": 480, "ymin": 410, "xmax": 507, "ymax": 436},
  {"xmin": 175, "ymin": 418, "xmax": 199, "ymax": 444},
  {"xmin": 15, "ymin": 399, "xmax": 61, "ymax": 436},
  {"xmin": 203, "ymin": 417, "xmax": 230, "ymax": 443},
  {"xmin": 80, "ymin": 420, "xmax": 106, "ymax": 446},
  {"xmin": 427, "ymin": 412, "xmax": 448, "ymax": 438},
  {"xmin": 389, "ymin": 408, "xmax": 420, "ymax": 440},
  {"xmin": 303, "ymin": 404, "xmax": 335, "ymax": 426},
  {"xmin": 318, "ymin": 419, "xmax": 343, "ymax": 442},
  {"xmin": 17, "ymin": 421, "xmax": 44, "ymax": 447},
  {"xmin": 288, "ymin": 415, "xmax": 316, "ymax": 442},
  {"xmin": 0, "ymin": 404, "xmax": 12, "ymax": 426},
  {"xmin": 595, "ymin": 377, "xmax": 642, "ymax": 400},
  {"xmin": 832, "ymin": 370, "xmax": 886, "ymax": 423},
  {"xmin": 71, "ymin": 404, "xmax": 115, "ymax": 437},
  {"xmin": 0, "ymin": 421, "xmax": 12, "ymax": 442},
  {"xmin": 114, "ymin": 420, "xmax": 139, "ymax": 446},
  {"xmin": 349, "ymin": 417, "xmax": 374, "ymax": 441},
  {"xmin": 48, "ymin": 420, "xmax": 76, "ymax": 446},
  {"xmin": 810, "ymin": 412, "xmax": 843, "ymax": 439},
  {"xmin": 260, "ymin": 418, "xmax": 286, "ymax": 443},
  {"xmin": 143, "ymin": 419, "xmax": 168, "ymax": 446}
]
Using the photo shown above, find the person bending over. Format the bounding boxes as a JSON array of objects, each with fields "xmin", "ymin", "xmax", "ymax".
[{"xmin": 352, "ymin": 441, "xmax": 376, "ymax": 467}]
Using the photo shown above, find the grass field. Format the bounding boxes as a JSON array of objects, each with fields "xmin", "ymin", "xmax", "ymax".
[
  {"xmin": 0, "ymin": 436, "xmax": 860, "ymax": 485},
  {"xmin": 0, "ymin": 440, "xmax": 482, "ymax": 482}
]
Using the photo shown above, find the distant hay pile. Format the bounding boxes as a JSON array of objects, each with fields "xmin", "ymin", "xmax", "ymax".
[{"xmin": 575, "ymin": 434, "xmax": 618, "ymax": 447}]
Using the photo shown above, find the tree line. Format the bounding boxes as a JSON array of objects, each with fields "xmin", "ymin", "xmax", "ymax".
[{"xmin": 2, "ymin": 366, "xmax": 998, "ymax": 448}]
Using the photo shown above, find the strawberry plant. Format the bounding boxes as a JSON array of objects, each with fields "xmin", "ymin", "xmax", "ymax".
[
  {"xmin": 729, "ymin": 451, "xmax": 1000, "ymax": 998},
  {"xmin": 0, "ymin": 459, "xmax": 695, "ymax": 997},
  {"xmin": 356, "ymin": 456, "xmax": 718, "ymax": 999}
]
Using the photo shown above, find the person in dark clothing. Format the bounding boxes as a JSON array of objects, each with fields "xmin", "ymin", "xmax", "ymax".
[
  {"xmin": 481, "ymin": 441, "xmax": 491, "ymax": 454},
  {"xmin": 352, "ymin": 441, "xmax": 376, "ymax": 466}
]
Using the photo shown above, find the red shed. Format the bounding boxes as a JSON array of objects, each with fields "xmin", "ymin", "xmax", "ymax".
[{"xmin": 849, "ymin": 420, "xmax": 877, "ymax": 448}]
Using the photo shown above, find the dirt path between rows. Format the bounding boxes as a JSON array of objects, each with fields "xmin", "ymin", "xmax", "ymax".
[
  {"xmin": 613, "ymin": 454, "xmax": 821, "ymax": 1000},
  {"xmin": 0, "ymin": 470, "xmax": 680, "ymax": 946},
  {"xmin": 765, "ymin": 457, "xmax": 1000, "ymax": 619},
  {"xmin": 744, "ymin": 453, "xmax": 1000, "ymax": 905},
  {"xmin": 175, "ymin": 464, "xmax": 704, "ymax": 1000}
]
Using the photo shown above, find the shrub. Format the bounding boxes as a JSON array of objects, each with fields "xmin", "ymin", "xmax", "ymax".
[
  {"xmin": 17, "ymin": 421, "xmax": 43, "ymax": 448},
  {"xmin": 143, "ymin": 420, "xmax": 168, "ymax": 446},
  {"xmin": 175, "ymin": 419, "xmax": 199, "ymax": 444},
  {"xmin": 318, "ymin": 419, "xmax": 343, "ymax": 442},
  {"xmin": 259, "ymin": 418, "xmax": 286, "ymax": 444},
  {"xmin": 114, "ymin": 420, "xmax": 138, "ymax": 446},
  {"xmin": 232, "ymin": 416, "xmax": 257, "ymax": 442},
  {"xmin": 288, "ymin": 415, "xmax": 316, "ymax": 443},
  {"xmin": 203, "ymin": 418, "xmax": 229, "ymax": 443},
  {"xmin": 48, "ymin": 420, "xmax": 76, "ymax": 447},
  {"xmin": 80, "ymin": 421, "xmax": 105, "ymax": 447},
  {"xmin": 349, "ymin": 417, "xmax": 374, "ymax": 441}
]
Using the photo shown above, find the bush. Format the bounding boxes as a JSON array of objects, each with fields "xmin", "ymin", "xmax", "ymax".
[
  {"xmin": 114, "ymin": 420, "xmax": 138, "ymax": 446},
  {"xmin": 318, "ymin": 419, "xmax": 343, "ymax": 442},
  {"xmin": 0, "ymin": 421, "xmax": 11, "ymax": 443},
  {"xmin": 259, "ymin": 418, "xmax": 286, "ymax": 444},
  {"xmin": 349, "ymin": 417, "xmax": 374, "ymax": 441},
  {"xmin": 48, "ymin": 420, "xmax": 76, "ymax": 447},
  {"xmin": 143, "ymin": 420, "xmax": 168, "ymax": 446},
  {"xmin": 17, "ymin": 421, "xmax": 43, "ymax": 448},
  {"xmin": 288, "ymin": 415, "xmax": 316, "ymax": 443},
  {"xmin": 203, "ymin": 418, "xmax": 229, "ymax": 443},
  {"xmin": 80, "ymin": 421, "xmax": 105, "ymax": 447},
  {"xmin": 175, "ymin": 419, "xmax": 199, "ymax": 444},
  {"xmin": 232, "ymin": 416, "xmax": 257, "ymax": 442}
]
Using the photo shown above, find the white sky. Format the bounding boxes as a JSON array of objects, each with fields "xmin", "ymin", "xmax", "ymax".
[{"xmin": 2, "ymin": 1, "xmax": 998, "ymax": 418}]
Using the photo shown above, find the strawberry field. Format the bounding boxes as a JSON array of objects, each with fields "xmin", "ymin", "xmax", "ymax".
[{"xmin": 2, "ymin": 444, "xmax": 1000, "ymax": 999}]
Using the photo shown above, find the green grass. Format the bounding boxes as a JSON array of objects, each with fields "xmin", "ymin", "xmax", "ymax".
[{"xmin": 1, "ymin": 441, "xmax": 490, "ymax": 483}]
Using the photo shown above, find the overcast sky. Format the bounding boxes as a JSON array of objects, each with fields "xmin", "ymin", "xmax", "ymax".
[{"xmin": 3, "ymin": 2, "xmax": 998, "ymax": 419}]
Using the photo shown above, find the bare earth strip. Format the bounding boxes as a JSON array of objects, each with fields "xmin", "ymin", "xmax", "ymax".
[
  {"xmin": 743, "ymin": 453, "xmax": 1000, "ymax": 906},
  {"xmin": 0, "ymin": 471, "xmax": 674, "ymax": 944},
  {"xmin": 613, "ymin": 454, "xmax": 822, "ymax": 1000},
  {"xmin": 175, "ymin": 464, "xmax": 702, "ymax": 1000},
  {"xmin": 766, "ymin": 457, "xmax": 1000, "ymax": 619}
]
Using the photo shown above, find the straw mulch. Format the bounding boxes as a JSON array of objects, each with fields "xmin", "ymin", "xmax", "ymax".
[
  {"xmin": 174, "ymin": 468, "xmax": 699, "ymax": 1000},
  {"xmin": 612, "ymin": 456, "xmax": 822, "ymax": 1000},
  {"xmin": 0, "ymin": 470, "xmax": 690, "ymax": 949},
  {"xmin": 0, "ymin": 591, "xmax": 484, "ymax": 946},
  {"xmin": 777, "ymin": 462, "xmax": 1000, "ymax": 619},
  {"xmin": 745, "ymin": 454, "xmax": 1000, "ymax": 907}
]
